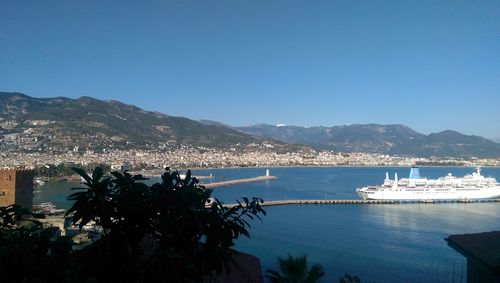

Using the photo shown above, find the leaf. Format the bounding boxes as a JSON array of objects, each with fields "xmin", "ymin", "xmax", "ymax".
[
  {"xmin": 71, "ymin": 167, "xmax": 92, "ymax": 184},
  {"xmin": 71, "ymin": 186, "xmax": 87, "ymax": 191},
  {"xmin": 242, "ymin": 197, "xmax": 249, "ymax": 205},
  {"xmin": 240, "ymin": 228, "xmax": 250, "ymax": 238},
  {"xmin": 91, "ymin": 167, "xmax": 104, "ymax": 183},
  {"xmin": 67, "ymin": 191, "xmax": 88, "ymax": 200},
  {"xmin": 111, "ymin": 171, "xmax": 123, "ymax": 179},
  {"xmin": 183, "ymin": 170, "xmax": 192, "ymax": 186}
]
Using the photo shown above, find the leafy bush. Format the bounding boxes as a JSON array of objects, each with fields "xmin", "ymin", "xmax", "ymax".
[
  {"xmin": 0, "ymin": 205, "xmax": 73, "ymax": 282},
  {"xmin": 0, "ymin": 167, "xmax": 266, "ymax": 282}
]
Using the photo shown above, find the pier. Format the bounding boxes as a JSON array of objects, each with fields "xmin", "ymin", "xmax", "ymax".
[
  {"xmin": 202, "ymin": 175, "xmax": 277, "ymax": 189},
  {"xmin": 223, "ymin": 198, "xmax": 500, "ymax": 208}
]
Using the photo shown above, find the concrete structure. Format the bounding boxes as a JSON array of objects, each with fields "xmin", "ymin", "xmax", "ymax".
[
  {"xmin": 223, "ymin": 198, "xmax": 500, "ymax": 208},
  {"xmin": 446, "ymin": 231, "xmax": 500, "ymax": 283},
  {"xmin": 0, "ymin": 168, "xmax": 35, "ymax": 210},
  {"xmin": 202, "ymin": 175, "xmax": 277, "ymax": 189}
]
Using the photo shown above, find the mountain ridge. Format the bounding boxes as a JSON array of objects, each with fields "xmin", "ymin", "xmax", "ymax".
[
  {"xmin": 0, "ymin": 92, "xmax": 305, "ymax": 153},
  {"xmin": 235, "ymin": 123, "xmax": 500, "ymax": 158},
  {"xmin": 2, "ymin": 92, "xmax": 499, "ymax": 158}
]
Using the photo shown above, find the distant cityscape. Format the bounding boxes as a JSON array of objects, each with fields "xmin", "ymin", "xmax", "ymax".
[{"xmin": 2, "ymin": 143, "xmax": 500, "ymax": 172}]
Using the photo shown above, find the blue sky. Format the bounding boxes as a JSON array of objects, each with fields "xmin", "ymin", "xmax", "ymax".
[{"xmin": 1, "ymin": 1, "xmax": 499, "ymax": 138}]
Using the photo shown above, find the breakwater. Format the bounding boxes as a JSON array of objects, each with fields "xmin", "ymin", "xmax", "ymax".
[
  {"xmin": 223, "ymin": 198, "xmax": 500, "ymax": 208},
  {"xmin": 202, "ymin": 175, "xmax": 277, "ymax": 189}
]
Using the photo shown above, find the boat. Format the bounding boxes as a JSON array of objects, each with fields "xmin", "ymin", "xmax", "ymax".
[
  {"xmin": 32, "ymin": 202, "xmax": 66, "ymax": 215},
  {"xmin": 356, "ymin": 167, "xmax": 500, "ymax": 200},
  {"xmin": 34, "ymin": 177, "xmax": 48, "ymax": 186}
]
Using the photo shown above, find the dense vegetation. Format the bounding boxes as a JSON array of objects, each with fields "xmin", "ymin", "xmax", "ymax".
[
  {"xmin": 0, "ymin": 167, "xmax": 266, "ymax": 282},
  {"xmin": 35, "ymin": 163, "xmax": 111, "ymax": 178}
]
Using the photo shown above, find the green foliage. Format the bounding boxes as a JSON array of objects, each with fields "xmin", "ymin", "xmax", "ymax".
[
  {"xmin": 36, "ymin": 163, "xmax": 110, "ymax": 178},
  {"xmin": 0, "ymin": 167, "xmax": 266, "ymax": 282},
  {"xmin": 36, "ymin": 163, "xmax": 75, "ymax": 177},
  {"xmin": 64, "ymin": 166, "xmax": 266, "ymax": 282},
  {"xmin": 265, "ymin": 254, "xmax": 325, "ymax": 283},
  {"xmin": 0, "ymin": 205, "xmax": 74, "ymax": 282}
]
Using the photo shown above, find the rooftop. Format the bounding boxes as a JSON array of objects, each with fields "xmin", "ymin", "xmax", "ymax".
[{"xmin": 446, "ymin": 231, "xmax": 500, "ymax": 274}]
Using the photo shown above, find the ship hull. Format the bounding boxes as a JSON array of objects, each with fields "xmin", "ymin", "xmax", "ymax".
[{"xmin": 356, "ymin": 186, "xmax": 500, "ymax": 201}]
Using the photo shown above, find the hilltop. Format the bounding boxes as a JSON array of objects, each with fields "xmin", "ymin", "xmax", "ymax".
[
  {"xmin": 0, "ymin": 92, "xmax": 306, "ymax": 153},
  {"xmin": 2, "ymin": 92, "xmax": 499, "ymax": 158}
]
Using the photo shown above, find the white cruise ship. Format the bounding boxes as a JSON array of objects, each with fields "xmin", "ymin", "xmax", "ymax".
[{"xmin": 356, "ymin": 167, "xmax": 500, "ymax": 200}]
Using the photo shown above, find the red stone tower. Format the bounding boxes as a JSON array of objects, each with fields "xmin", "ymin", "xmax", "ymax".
[{"xmin": 0, "ymin": 168, "xmax": 35, "ymax": 210}]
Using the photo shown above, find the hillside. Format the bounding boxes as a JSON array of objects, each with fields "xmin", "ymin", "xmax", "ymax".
[
  {"xmin": 235, "ymin": 124, "xmax": 500, "ymax": 158},
  {"xmin": 0, "ymin": 92, "xmax": 304, "ymax": 153},
  {"xmin": 2, "ymin": 92, "xmax": 498, "ymax": 158}
]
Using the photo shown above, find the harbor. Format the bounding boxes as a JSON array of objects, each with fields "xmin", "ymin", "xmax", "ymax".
[{"xmin": 29, "ymin": 166, "xmax": 500, "ymax": 282}]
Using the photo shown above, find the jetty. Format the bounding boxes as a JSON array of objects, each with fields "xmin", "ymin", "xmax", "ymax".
[
  {"xmin": 203, "ymin": 175, "xmax": 277, "ymax": 189},
  {"xmin": 223, "ymin": 198, "xmax": 500, "ymax": 208}
]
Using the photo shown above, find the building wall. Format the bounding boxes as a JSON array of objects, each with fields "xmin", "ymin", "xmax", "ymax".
[
  {"xmin": 15, "ymin": 169, "xmax": 35, "ymax": 210},
  {"xmin": 0, "ymin": 169, "xmax": 16, "ymax": 207},
  {"xmin": 0, "ymin": 168, "xmax": 34, "ymax": 210}
]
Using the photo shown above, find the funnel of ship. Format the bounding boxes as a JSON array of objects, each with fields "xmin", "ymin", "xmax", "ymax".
[{"xmin": 409, "ymin": 166, "xmax": 420, "ymax": 179}]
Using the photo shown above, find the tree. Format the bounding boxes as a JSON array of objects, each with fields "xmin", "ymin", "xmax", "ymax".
[
  {"xmin": 64, "ymin": 166, "xmax": 266, "ymax": 282},
  {"xmin": 0, "ymin": 167, "xmax": 266, "ymax": 282},
  {"xmin": 265, "ymin": 254, "xmax": 325, "ymax": 283}
]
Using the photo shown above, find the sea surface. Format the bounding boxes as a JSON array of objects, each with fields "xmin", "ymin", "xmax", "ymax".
[{"xmin": 34, "ymin": 166, "xmax": 500, "ymax": 282}]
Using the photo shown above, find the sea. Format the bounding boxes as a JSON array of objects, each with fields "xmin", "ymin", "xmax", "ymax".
[{"xmin": 34, "ymin": 166, "xmax": 500, "ymax": 282}]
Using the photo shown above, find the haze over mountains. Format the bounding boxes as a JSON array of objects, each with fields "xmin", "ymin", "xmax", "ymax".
[{"xmin": 1, "ymin": 92, "xmax": 500, "ymax": 158}]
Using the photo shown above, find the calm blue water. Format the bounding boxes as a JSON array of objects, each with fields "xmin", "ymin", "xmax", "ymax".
[{"xmin": 35, "ymin": 167, "xmax": 500, "ymax": 282}]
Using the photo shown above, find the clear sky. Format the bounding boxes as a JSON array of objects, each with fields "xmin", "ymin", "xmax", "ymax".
[{"xmin": 1, "ymin": 0, "xmax": 499, "ymax": 138}]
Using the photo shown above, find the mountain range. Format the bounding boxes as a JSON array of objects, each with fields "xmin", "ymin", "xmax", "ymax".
[
  {"xmin": 235, "ymin": 124, "xmax": 500, "ymax": 158},
  {"xmin": 0, "ymin": 92, "xmax": 302, "ymax": 153},
  {"xmin": 1, "ymin": 92, "xmax": 499, "ymax": 158}
]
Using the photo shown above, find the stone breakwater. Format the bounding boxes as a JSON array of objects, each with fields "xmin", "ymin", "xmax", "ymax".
[{"xmin": 202, "ymin": 175, "xmax": 277, "ymax": 189}]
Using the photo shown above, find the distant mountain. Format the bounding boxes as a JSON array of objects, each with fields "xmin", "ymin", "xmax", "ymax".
[
  {"xmin": 0, "ymin": 92, "xmax": 305, "ymax": 152},
  {"xmin": 3, "ymin": 92, "xmax": 498, "ymax": 158},
  {"xmin": 198, "ymin": 119, "xmax": 231, "ymax": 128},
  {"xmin": 235, "ymin": 124, "xmax": 500, "ymax": 158}
]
